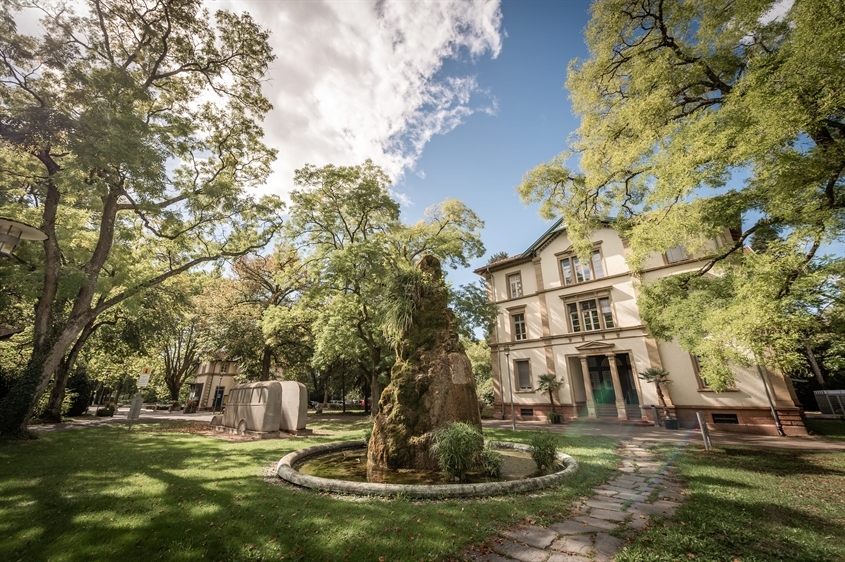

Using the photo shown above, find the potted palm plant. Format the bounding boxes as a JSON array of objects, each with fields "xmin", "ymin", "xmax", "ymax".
[
  {"xmin": 638, "ymin": 367, "xmax": 677, "ymax": 428},
  {"xmin": 536, "ymin": 374, "xmax": 563, "ymax": 424}
]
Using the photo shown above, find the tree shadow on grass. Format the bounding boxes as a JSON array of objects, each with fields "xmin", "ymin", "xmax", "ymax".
[
  {"xmin": 617, "ymin": 493, "xmax": 845, "ymax": 562},
  {"xmin": 0, "ymin": 424, "xmax": 620, "ymax": 562},
  {"xmin": 618, "ymin": 445, "xmax": 845, "ymax": 562},
  {"xmin": 714, "ymin": 447, "xmax": 845, "ymax": 477}
]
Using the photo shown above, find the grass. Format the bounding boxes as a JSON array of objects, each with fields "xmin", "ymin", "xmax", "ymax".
[
  {"xmin": 0, "ymin": 420, "xmax": 618, "ymax": 562},
  {"xmin": 616, "ymin": 445, "xmax": 845, "ymax": 562},
  {"xmin": 805, "ymin": 418, "xmax": 845, "ymax": 441}
]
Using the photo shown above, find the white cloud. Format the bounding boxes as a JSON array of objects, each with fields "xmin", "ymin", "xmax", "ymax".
[
  {"xmin": 388, "ymin": 189, "xmax": 413, "ymax": 208},
  {"xmin": 760, "ymin": 0, "xmax": 794, "ymax": 24},
  {"xmin": 216, "ymin": 0, "xmax": 503, "ymax": 199}
]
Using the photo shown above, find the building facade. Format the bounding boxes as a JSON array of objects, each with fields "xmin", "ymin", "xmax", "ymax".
[
  {"xmin": 475, "ymin": 220, "xmax": 806, "ymax": 436},
  {"xmin": 188, "ymin": 359, "xmax": 239, "ymax": 411}
]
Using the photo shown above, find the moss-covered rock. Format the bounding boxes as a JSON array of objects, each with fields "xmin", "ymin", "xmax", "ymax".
[{"xmin": 367, "ymin": 255, "xmax": 482, "ymax": 474}]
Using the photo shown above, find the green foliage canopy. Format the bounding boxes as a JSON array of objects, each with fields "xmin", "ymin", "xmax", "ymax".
[
  {"xmin": 287, "ymin": 160, "xmax": 486, "ymax": 411},
  {"xmin": 518, "ymin": 0, "xmax": 845, "ymax": 388},
  {"xmin": 0, "ymin": 0, "xmax": 282, "ymax": 435}
]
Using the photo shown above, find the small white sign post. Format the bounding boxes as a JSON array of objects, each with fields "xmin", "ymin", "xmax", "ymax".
[
  {"xmin": 137, "ymin": 366, "xmax": 152, "ymax": 389},
  {"xmin": 129, "ymin": 367, "xmax": 153, "ymax": 429}
]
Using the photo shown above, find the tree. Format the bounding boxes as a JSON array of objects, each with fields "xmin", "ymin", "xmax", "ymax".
[
  {"xmin": 518, "ymin": 0, "xmax": 845, "ymax": 388},
  {"xmin": 0, "ymin": 0, "xmax": 282, "ymax": 437},
  {"xmin": 288, "ymin": 161, "xmax": 485, "ymax": 413},
  {"xmin": 464, "ymin": 338, "xmax": 494, "ymax": 406},
  {"xmin": 638, "ymin": 367, "xmax": 672, "ymax": 419},
  {"xmin": 450, "ymin": 280, "xmax": 499, "ymax": 340},
  {"xmin": 536, "ymin": 373, "xmax": 562, "ymax": 415},
  {"xmin": 205, "ymin": 246, "xmax": 311, "ymax": 381},
  {"xmin": 487, "ymin": 251, "xmax": 510, "ymax": 264}
]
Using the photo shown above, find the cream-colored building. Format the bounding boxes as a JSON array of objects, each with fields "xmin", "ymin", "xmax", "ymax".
[
  {"xmin": 188, "ymin": 359, "xmax": 239, "ymax": 411},
  {"xmin": 475, "ymin": 220, "xmax": 806, "ymax": 436}
]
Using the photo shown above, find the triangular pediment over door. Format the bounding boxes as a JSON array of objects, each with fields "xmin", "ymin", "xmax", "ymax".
[{"xmin": 574, "ymin": 340, "xmax": 616, "ymax": 353}]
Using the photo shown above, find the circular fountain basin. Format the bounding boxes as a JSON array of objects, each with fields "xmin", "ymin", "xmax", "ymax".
[{"xmin": 276, "ymin": 440, "xmax": 578, "ymax": 498}]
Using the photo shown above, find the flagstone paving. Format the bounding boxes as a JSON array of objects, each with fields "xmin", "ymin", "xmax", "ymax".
[{"xmin": 460, "ymin": 442, "xmax": 686, "ymax": 562}]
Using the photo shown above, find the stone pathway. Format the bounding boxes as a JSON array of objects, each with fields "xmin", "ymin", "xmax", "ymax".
[{"xmin": 461, "ymin": 441, "xmax": 686, "ymax": 562}]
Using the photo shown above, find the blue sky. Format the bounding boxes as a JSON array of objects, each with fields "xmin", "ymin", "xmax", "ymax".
[
  {"xmin": 396, "ymin": 0, "xmax": 594, "ymax": 288},
  {"xmin": 219, "ymin": 0, "xmax": 596, "ymax": 289},
  {"xmin": 213, "ymin": 0, "xmax": 834, "ymax": 289}
]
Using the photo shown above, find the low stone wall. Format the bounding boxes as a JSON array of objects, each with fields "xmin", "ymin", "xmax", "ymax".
[{"xmin": 276, "ymin": 440, "xmax": 578, "ymax": 498}]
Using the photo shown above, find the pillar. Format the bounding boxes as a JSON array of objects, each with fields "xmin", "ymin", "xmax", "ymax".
[
  {"xmin": 606, "ymin": 353, "xmax": 628, "ymax": 419},
  {"xmin": 579, "ymin": 356, "xmax": 597, "ymax": 418}
]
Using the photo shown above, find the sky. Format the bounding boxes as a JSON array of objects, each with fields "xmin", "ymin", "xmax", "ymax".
[{"xmin": 214, "ymin": 0, "xmax": 595, "ymax": 289}]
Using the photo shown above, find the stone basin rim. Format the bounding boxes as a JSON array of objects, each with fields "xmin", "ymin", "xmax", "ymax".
[{"xmin": 275, "ymin": 440, "xmax": 579, "ymax": 498}]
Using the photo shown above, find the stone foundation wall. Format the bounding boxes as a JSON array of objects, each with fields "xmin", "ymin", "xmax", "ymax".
[
  {"xmin": 493, "ymin": 401, "xmax": 808, "ymax": 435},
  {"xmin": 673, "ymin": 405, "xmax": 807, "ymax": 436},
  {"xmin": 493, "ymin": 402, "xmax": 580, "ymax": 422}
]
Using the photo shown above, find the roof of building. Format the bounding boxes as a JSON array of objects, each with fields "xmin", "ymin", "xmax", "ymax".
[
  {"xmin": 474, "ymin": 218, "xmax": 565, "ymax": 275},
  {"xmin": 473, "ymin": 217, "xmax": 629, "ymax": 275}
]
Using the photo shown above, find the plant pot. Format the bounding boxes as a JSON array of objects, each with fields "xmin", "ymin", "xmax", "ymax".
[{"xmin": 664, "ymin": 418, "xmax": 679, "ymax": 430}]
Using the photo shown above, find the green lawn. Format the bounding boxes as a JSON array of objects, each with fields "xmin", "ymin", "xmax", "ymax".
[
  {"xmin": 0, "ymin": 420, "xmax": 618, "ymax": 562},
  {"xmin": 805, "ymin": 418, "xmax": 845, "ymax": 441},
  {"xmin": 616, "ymin": 446, "xmax": 845, "ymax": 562}
]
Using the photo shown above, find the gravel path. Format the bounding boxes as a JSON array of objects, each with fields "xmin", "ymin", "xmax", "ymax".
[{"xmin": 460, "ymin": 441, "xmax": 685, "ymax": 562}]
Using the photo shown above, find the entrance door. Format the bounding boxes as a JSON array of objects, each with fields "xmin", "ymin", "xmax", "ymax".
[
  {"xmin": 587, "ymin": 356, "xmax": 617, "ymax": 417},
  {"xmin": 616, "ymin": 354, "xmax": 642, "ymax": 418},
  {"xmin": 212, "ymin": 387, "xmax": 224, "ymax": 412}
]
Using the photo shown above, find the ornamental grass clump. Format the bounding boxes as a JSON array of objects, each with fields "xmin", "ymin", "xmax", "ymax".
[
  {"xmin": 430, "ymin": 422, "xmax": 502, "ymax": 482},
  {"xmin": 529, "ymin": 430, "xmax": 560, "ymax": 474},
  {"xmin": 430, "ymin": 422, "xmax": 482, "ymax": 482},
  {"xmin": 477, "ymin": 442, "xmax": 503, "ymax": 478}
]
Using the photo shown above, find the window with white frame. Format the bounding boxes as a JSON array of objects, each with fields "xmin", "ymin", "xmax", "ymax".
[
  {"xmin": 560, "ymin": 250, "xmax": 605, "ymax": 285},
  {"xmin": 512, "ymin": 313, "xmax": 527, "ymax": 341},
  {"xmin": 507, "ymin": 272, "xmax": 523, "ymax": 298},
  {"xmin": 566, "ymin": 296, "xmax": 615, "ymax": 333},
  {"xmin": 515, "ymin": 359, "xmax": 532, "ymax": 390},
  {"xmin": 220, "ymin": 362, "xmax": 229, "ymax": 374},
  {"xmin": 665, "ymin": 245, "xmax": 689, "ymax": 263}
]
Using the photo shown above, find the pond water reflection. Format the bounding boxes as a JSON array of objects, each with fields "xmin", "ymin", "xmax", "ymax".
[{"xmin": 296, "ymin": 447, "xmax": 539, "ymax": 485}]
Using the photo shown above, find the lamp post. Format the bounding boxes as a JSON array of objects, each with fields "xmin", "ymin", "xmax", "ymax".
[
  {"xmin": 0, "ymin": 217, "xmax": 47, "ymax": 256},
  {"xmin": 504, "ymin": 345, "xmax": 515, "ymax": 431},
  {"xmin": 497, "ymin": 346, "xmax": 506, "ymax": 420}
]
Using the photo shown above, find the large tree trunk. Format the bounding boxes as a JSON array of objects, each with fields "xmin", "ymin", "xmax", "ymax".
[
  {"xmin": 804, "ymin": 340, "xmax": 826, "ymax": 388},
  {"xmin": 260, "ymin": 345, "xmax": 272, "ymax": 381},
  {"xmin": 0, "ymin": 321, "xmax": 89, "ymax": 437},
  {"xmin": 43, "ymin": 320, "xmax": 99, "ymax": 423},
  {"xmin": 42, "ymin": 366, "xmax": 69, "ymax": 424},
  {"xmin": 0, "ymin": 185, "xmax": 121, "ymax": 437}
]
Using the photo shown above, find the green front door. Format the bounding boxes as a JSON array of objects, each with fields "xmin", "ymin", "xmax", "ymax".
[{"xmin": 587, "ymin": 356, "xmax": 616, "ymax": 416}]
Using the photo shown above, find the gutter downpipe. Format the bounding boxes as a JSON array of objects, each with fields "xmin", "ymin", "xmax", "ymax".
[{"xmin": 486, "ymin": 265, "xmax": 506, "ymax": 420}]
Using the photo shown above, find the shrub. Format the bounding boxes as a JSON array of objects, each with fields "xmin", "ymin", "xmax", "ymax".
[
  {"xmin": 65, "ymin": 368, "xmax": 93, "ymax": 416},
  {"xmin": 476, "ymin": 377, "xmax": 495, "ymax": 406},
  {"xmin": 529, "ymin": 430, "xmax": 560, "ymax": 474},
  {"xmin": 0, "ymin": 366, "xmax": 18, "ymax": 402},
  {"xmin": 430, "ymin": 421, "xmax": 484, "ymax": 482},
  {"xmin": 363, "ymin": 422, "xmax": 374, "ymax": 444},
  {"xmin": 477, "ymin": 442, "xmax": 503, "ymax": 477},
  {"xmin": 95, "ymin": 403, "xmax": 116, "ymax": 417}
]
